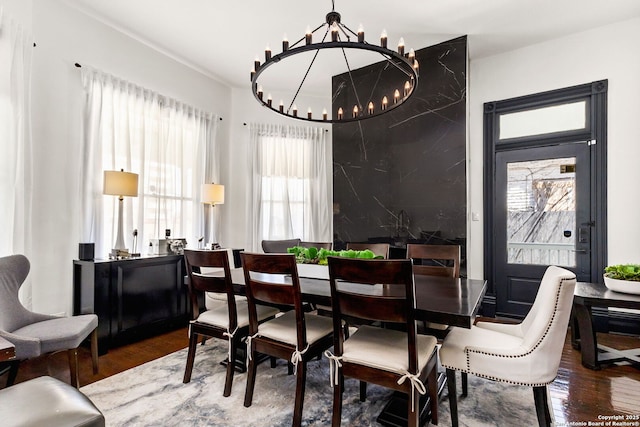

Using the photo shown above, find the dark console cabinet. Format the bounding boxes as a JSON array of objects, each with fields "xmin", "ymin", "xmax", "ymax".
[{"xmin": 73, "ymin": 255, "xmax": 187, "ymax": 354}]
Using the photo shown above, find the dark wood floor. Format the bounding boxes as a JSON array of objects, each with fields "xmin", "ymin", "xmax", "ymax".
[{"xmin": 3, "ymin": 327, "xmax": 639, "ymax": 425}]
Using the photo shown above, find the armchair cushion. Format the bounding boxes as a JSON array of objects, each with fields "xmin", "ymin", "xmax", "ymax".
[
  {"xmin": 342, "ymin": 325, "xmax": 437, "ymax": 374},
  {"xmin": 258, "ymin": 310, "xmax": 333, "ymax": 346},
  {"xmin": 12, "ymin": 314, "xmax": 98, "ymax": 354}
]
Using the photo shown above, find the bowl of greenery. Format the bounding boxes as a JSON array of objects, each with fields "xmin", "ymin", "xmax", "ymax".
[
  {"xmin": 603, "ymin": 264, "xmax": 640, "ymax": 295},
  {"xmin": 287, "ymin": 246, "xmax": 380, "ymax": 265}
]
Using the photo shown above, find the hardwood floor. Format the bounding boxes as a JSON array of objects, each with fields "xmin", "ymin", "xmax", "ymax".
[{"xmin": 2, "ymin": 327, "xmax": 639, "ymax": 425}]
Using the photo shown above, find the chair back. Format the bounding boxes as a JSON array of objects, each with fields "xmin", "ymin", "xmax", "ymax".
[
  {"xmin": 327, "ymin": 257, "xmax": 418, "ymax": 370},
  {"xmin": 299, "ymin": 241, "xmax": 333, "ymax": 250},
  {"xmin": 0, "ymin": 254, "xmax": 36, "ymax": 332},
  {"xmin": 406, "ymin": 244, "xmax": 460, "ymax": 278},
  {"xmin": 345, "ymin": 242, "xmax": 390, "ymax": 259},
  {"xmin": 241, "ymin": 252, "xmax": 307, "ymax": 345},
  {"xmin": 183, "ymin": 249, "xmax": 236, "ymax": 326},
  {"xmin": 519, "ymin": 265, "xmax": 576, "ymax": 378},
  {"xmin": 261, "ymin": 238, "xmax": 302, "ymax": 253}
]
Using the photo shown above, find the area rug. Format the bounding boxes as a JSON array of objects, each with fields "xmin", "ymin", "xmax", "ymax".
[{"xmin": 81, "ymin": 340, "xmax": 544, "ymax": 426}]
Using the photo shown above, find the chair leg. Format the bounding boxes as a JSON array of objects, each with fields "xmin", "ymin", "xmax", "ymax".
[
  {"xmin": 461, "ymin": 372, "xmax": 468, "ymax": 397},
  {"xmin": 5, "ymin": 360, "xmax": 20, "ymax": 387},
  {"xmin": 359, "ymin": 381, "xmax": 367, "ymax": 402},
  {"xmin": 428, "ymin": 366, "xmax": 438, "ymax": 425},
  {"xmin": 90, "ymin": 328, "xmax": 99, "ymax": 374},
  {"xmin": 446, "ymin": 369, "xmax": 459, "ymax": 427},
  {"xmin": 292, "ymin": 361, "xmax": 307, "ymax": 427},
  {"xmin": 533, "ymin": 385, "xmax": 552, "ymax": 427},
  {"xmin": 223, "ymin": 339, "xmax": 237, "ymax": 397},
  {"xmin": 244, "ymin": 354, "xmax": 258, "ymax": 407},
  {"xmin": 270, "ymin": 356, "xmax": 277, "ymax": 368},
  {"xmin": 408, "ymin": 382, "xmax": 420, "ymax": 427},
  {"xmin": 288, "ymin": 361, "xmax": 294, "ymax": 375},
  {"xmin": 183, "ymin": 331, "xmax": 199, "ymax": 383},
  {"xmin": 68, "ymin": 348, "xmax": 80, "ymax": 388},
  {"xmin": 332, "ymin": 372, "xmax": 344, "ymax": 427}
]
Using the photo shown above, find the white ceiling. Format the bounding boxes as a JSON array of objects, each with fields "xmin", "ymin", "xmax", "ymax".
[{"xmin": 62, "ymin": 0, "xmax": 640, "ymax": 96}]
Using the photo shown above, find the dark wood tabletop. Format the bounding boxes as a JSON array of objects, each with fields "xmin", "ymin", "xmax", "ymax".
[
  {"xmin": 574, "ymin": 281, "xmax": 640, "ymax": 308},
  {"xmin": 228, "ymin": 268, "xmax": 487, "ymax": 329},
  {"xmin": 0, "ymin": 336, "xmax": 16, "ymax": 362}
]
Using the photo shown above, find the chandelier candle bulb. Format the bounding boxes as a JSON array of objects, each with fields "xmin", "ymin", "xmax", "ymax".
[
  {"xmin": 357, "ymin": 24, "xmax": 364, "ymax": 43},
  {"xmin": 380, "ymin": 29, "xmax": 387, "ymax": 48},
  {"xmin": 382, "ymin": 96, "xmax": 388, "ymax": 110},
  {"xmin": 307, "ymin": 107, "xmax": 312, "ymax": 119},
  {"xmin": 331, "ymin": 23, "xmax": 338, "ymax": 41},
  {"xmin": 408, "ymin": 48, "xmax": 415, "ymax": 61},
  {"xmin": 293, "ymin": 105, "xmax": 298, "ymax": 117},
  {"xmin": 267, "ymin": 94, "xmax": 272, "ymax": 107},
  {"xmin": 279, "ymin": 100, "xmax": 284, "ymax": 113},
  {"xmin": 352, "ymin": 105, "xmax": 359, "ymax": 118},
  {"xmin": 398, "ymin": 37, "xmax": 405, "ymax": 56},
  {"xmin": 337, "ymin": 107, "xmax": 343, "ymax": 120},
  {"xmin": 282, "ymin": 35, "xmax": 289, "ymax": 51},
  {"xmin": 265, "ymin": 46, "xmax": 272, "ymax": 61},
  {"xmin": 394, "ymin": 89, "xmax": 400, "ymax": 104},
  {"xmin": 322, "ymin": 109, "xmax": 328, "ymax": 120},
  {"xmin": 257, "ymin": 85, "xmax": 263, "ymax": 100},
  {"xmin": 413, "ymin": 59, "xmax": 419, "ymax": 73},
  {"xmin": 368, "ymin": 102, "xmax": 374, "ymax": 115},
  {"xmin": 251, "ymin": 68, "xmax": 255, "ymax": 81},
  {"xmin": 404, "ymin": 81, "xmax": 411, "ymax": 96},
  {"xmin": 254, "ymin": 56, "xmax": 260, "ymax": 71},
  {"xmin": 305, "ymin": 26, "xmax": 312, "ymax": 45}
]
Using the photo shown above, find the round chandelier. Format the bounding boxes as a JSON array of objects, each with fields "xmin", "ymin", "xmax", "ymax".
[{"xmin": 251, "ymin": 1, "xmax": 419, "ymax": 123}]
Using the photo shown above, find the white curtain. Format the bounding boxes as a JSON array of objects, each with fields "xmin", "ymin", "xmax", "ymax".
[
  {"xmin": 0, "ymin": 9, "xmax": 34, "ymax": 305},
  {"xmin": 80, "ymin": 67, "xmax": 220, "ymax": 258},
  {"xmin": 247, "ymin": 123, "xmax": 331, "ymax": 252}
]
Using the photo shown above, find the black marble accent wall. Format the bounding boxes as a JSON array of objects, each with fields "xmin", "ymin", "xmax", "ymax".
[{"xmin": 332, "ymin": 36, "xmax": 467, "ymax": 255}]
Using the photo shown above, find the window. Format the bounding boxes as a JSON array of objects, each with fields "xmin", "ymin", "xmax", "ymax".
[
  {"xmin": 247, "ymin": 124, "xmax": 331, "ymax": 251},
  {"xmin": 81, "ymin": 69, "xmax": 219, "ymax": 257}
]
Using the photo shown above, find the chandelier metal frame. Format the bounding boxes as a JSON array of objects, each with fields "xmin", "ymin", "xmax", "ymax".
[{"xmin": 251, "ymin": 3, "xmax": 419, "ymax": 124}]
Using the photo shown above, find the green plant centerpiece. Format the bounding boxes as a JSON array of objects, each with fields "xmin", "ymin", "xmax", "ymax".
[
  {"xmin": 604, "ymin": 264, "xmax": 640, "ymax": 281},
  {"xmin": 603, "ymin": 264, "xmax": 640, "ymax": 295},
  {"xmin": 287, "ymin": 246, "xmax": 380, "ymax": 265}
]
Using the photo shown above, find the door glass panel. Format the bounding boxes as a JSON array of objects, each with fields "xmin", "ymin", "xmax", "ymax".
[
  {"xmin": 499, "ymin": 101, "xmax": 586, "ymax": 139},
  {"xmin": 507, "ymin": 157, "xmax": 576, "ymax": 267}
]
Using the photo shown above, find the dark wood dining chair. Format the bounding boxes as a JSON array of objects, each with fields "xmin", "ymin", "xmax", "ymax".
[
  {"xmin": 299, "ymin": 241, "xmax": 333, "ymax": 249},
  {"xmin": 326, "ymin": 257, "xmax": 439, "ymax": 427},
  {"xmin": 261, "ymin": 238, "xmax": 301, "ymax": 253},
  {"xmin": 345, "ymin": 242, "xmax": 390, "ymax": 259},
  {"xmin": 241, "ymin": 252, "xmax": 334, "ymax": 427},
  {"xmin": 407, "ymin": 244, "xmax": 461, "ymax": 338},
  {"xmin": 182, "ymin": 249, "xmax": 279, "ymax": 396}
]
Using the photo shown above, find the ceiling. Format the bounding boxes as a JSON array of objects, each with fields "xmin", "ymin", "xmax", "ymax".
[{"xmin": 63, "ymin": 0, "xmax": 640, "ymax": 96}]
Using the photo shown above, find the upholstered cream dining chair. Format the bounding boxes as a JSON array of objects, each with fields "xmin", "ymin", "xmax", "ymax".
[{"xmin": 439, "ymin": 265, "xmax": 576, "ymax": 427}]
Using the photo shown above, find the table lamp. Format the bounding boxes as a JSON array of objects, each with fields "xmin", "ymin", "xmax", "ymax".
[
  {"xmin": 201, "ymin": 183, "xmax": 224, "ymax": 248},
  {"xmin": 104, "ymin": 169, "xmax": 139, "ymax": 257}
]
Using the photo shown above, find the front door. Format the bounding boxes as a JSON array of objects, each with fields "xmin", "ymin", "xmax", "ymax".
[{"xmin": 495, "ymin": 143, "xmax": 591, "ymax": 316}]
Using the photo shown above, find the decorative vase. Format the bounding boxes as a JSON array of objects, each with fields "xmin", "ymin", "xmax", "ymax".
[{"xmin": 603, "ymin": 276, "xmax": 640, "ymax": 295}]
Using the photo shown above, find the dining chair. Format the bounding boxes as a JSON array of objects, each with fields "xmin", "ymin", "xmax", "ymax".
[
  {"xmin": 182, "ymin": 249, "xmax": 279, "ymax": 396},
  {"xmin": 0, "ymin": 254, "xmax": 99, "ymax": 388},
  {"xmin": 325, "ymin": 257, "xmax": 439, "ymax": 427},
  {"xmin": 299, "ymin": 241, "xmax": 333, "ymax": 250},
  {"xmin": 439, "ymin": 265, "xmax": 576, "ymax": 427},
  {"xmin": 406, "ymin": 244, "xmax": 461, "ymax": 337},
  {"xmin": 261, "ymin": 238, "xmax": 302, "ymax": 253},
  {"xmin": 241, "ymin": 252, "xmax": 334, "ymax": 427},
  {"xmin": 345, "ymin": 242, "xmax": 390, "ymax": 259}
]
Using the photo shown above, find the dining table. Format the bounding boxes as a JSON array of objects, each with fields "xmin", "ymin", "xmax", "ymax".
[{"xmin": 225, "ymin": 266, "xmax": 488, "ymax": 426}]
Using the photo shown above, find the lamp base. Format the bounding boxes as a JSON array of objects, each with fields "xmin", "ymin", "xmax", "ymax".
[{"xmin": 110, "ymin": 248, "xmax": 130, "ymax": 259}]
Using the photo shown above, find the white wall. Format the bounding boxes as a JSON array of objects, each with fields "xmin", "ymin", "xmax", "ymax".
[
  {"xmin": 24, "ymin": 0, "xmax": 232, "ymax": 315},
  {"xmin": 222, "ymin": 86, "xmax": 331, "ymax": 251},
  {"xmin": 467, "ymin": 17, "xmax": 640, "ymax": 279}
]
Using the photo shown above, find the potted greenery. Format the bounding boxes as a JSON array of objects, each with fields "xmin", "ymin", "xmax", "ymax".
[
  {"xmin": 287, "ymin": 246, "xmax": 381, "ymax": 279},
  {"xmin": 603, "ymin": 264, "xmax": 640, "ymax": 295}
]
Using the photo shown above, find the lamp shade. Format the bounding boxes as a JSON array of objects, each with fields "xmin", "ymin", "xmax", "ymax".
[
  {"xmin": 201, "ymin": 183, "xmax": 224, "ymax": 205},
  {"xmin": 103, "ymin": 170, "xmax": 139, "ymax": 197}
]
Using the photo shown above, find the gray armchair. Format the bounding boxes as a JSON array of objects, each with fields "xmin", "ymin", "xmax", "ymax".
[{"xmin": 0, "ymin": 254, "xmax": 98, "ymax": 388}]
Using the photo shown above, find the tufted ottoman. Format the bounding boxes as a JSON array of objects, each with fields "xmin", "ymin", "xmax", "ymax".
[{"xmin": 0, "ymin": 376, "xmax": 105, "ymax": 427}]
